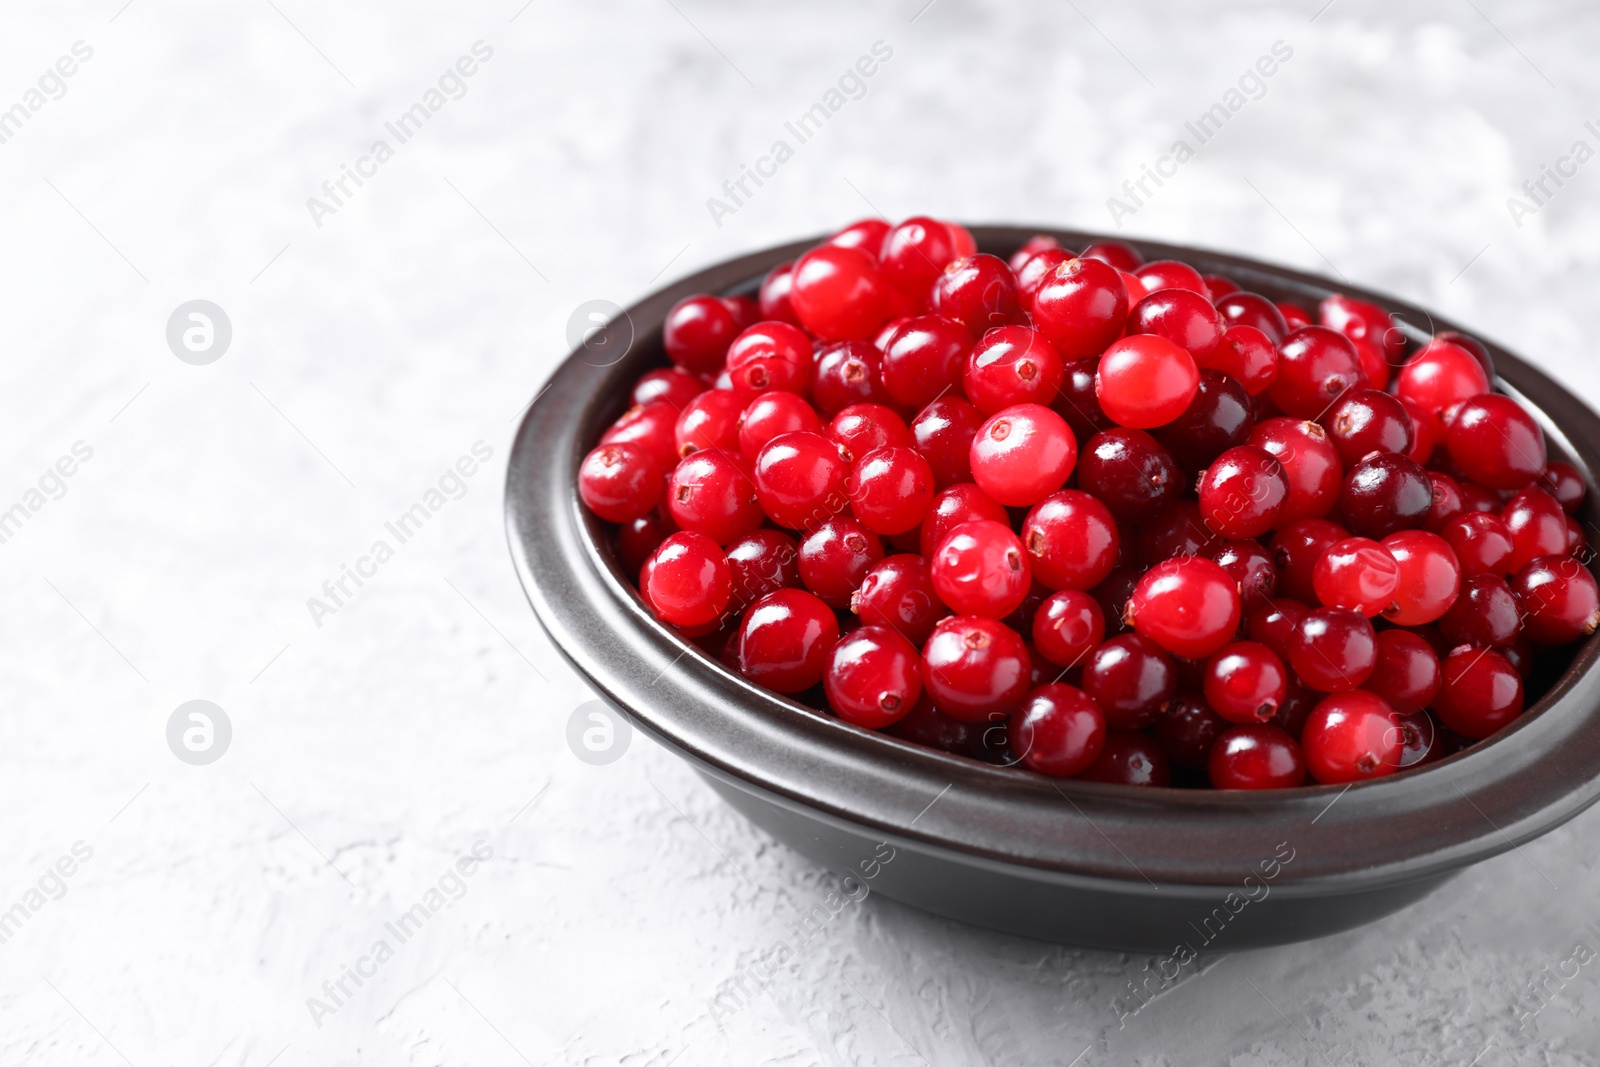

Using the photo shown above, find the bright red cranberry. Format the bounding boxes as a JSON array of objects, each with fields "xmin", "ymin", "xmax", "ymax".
[
  {"xmin": 1031, "ymin": 257, "xmax": 1129, "ymax": 360},
  {"xmin": 1078, "ymin": 428, "xmax": 1183, "ymax": 524},
  {"xmin": 632, "ymin": 368, "xmax": 706, "ymax": 410},
  {"xmin": 672, "ymin": 392, "xmax": 742, "ymax": 457},
  {"xmin": 824, "ymin": 625, "xmax": 922, "ymax": 729},
  {"xmin": 1095, "ymin": 335, "xmax": 1200, "ymax": 429},
  {"xmin": 846, "ymin": 446, "xmax": 934, "ymax": 535},
  {"xmin": 738, "ymin": 588, "xmax": 840, "ymax": 692},
  {"xmin": 725, "ymin": 529, "xmax": 801, "ymax": 610},
  {"xmin": 617, "ymin": 508, "xmax": 675, "ymax": 577},
  {"xmin": 921, "ymin": 615, "xmax": 1031, "ymax": 721},
  {"xmin": 931, "ymin": 520, "xmax": 1031, "ymax": 619},
  {"xmin": 969, "ymin": 403, "xmax": 1077, "ymax": 507},
  {"xmin": 1156, "ymin": 695, "xmax": 1228, "ymax": 770},
  {"xmin": 1015, "ymin": 247, "xmax": 1075, "ymax": 309},
  {"xmin": 945, "ymin": 221, "xmax": 977, "ymax": 258},
  {"xmin": 1248, "ymin": 418, "xmax": 1343, "ymax": 523},
  {"xmin": 1268, "ymin": 326, "xmax": 1362, "ymax": 419},
  {"xmin": 790, "ymin": 245, "xmax": 890, "ymax": 342},
  {"xmin": 758, "ymin": 261, "xmax": 802, "ymax": 327},
  {"xmin": 1301, "ymin": 691, "xmax": 1402, "ymax": 783},
  {"xmin": 725, "ymin": 321, "xmax": 813, "ymax": 401},
  {"xmin": 1290, "ymin": 607, "xmax": 1377, "ymax": 692},
  {"xmin": 646, "ymin": 532, "xmax": 732, "ymax": 627},
  {"xmin": 879, "ymin": 315, "xmax": 971, "ymax": 410},
  {"xmin": 665, "ymin": 449, "xmax": 761, "ymax": 545},
  {"xmin": 1198, "ymin": 445, "xmax": 1289, "ymax": 539},
  {"xmin": 1366, "ymin": 629, "xmax": 1441, "ymax": 714},
  {"xmin": 932, "ymin": 254, "xmax": 1021, "ymax": 333},
  {"xmin": 827, "ymin": 403, "xmax": 913, "ymax": 465},
  {"xmin": 1129, "ymin": 287, "xmax": 1223, "ymax": 361},
  {"xmin": 602, "ymin": 401, "xmax": 680, "ymax": 470},
  {"xmin": 1134, "ymin": 259, "xmax": 1207, "ymax": 296},
  {"xmin": 1126, "ymin": 556, "xmax": 1242, "ymax": 660},
  {"xmin": 1082, "ymin": 633, "xmax": 1176, "ymax": 729},
  {"xmin": 1053, "ymin": 357, "xmax": 1115, "ymax": 440},
  {"xmin": 738, "ymin": 392, "xmax": 823, "ymax": 459},
  {"xmin": 1432, "ymin": 647, "xmax": 1524, "ymax": 739},
  {"xmin": 1246, "ymin": 598, "xmax": 1309, "ymax": 661},
  {"xmin": 1032, "ymin": 589, "xmax": 1106, "ymax": 668},
  {"xmin": 662, "ymin": 295, "xmax": 740, "ymax": 377},
  {"xmin": 1439, "ymin": 573, "xmax": 1523, "ymax": 648},
  {"xmin": 1380, "ymin": 530, "xmax": 1462, "ymax": 625},
  {"xmin": 1440, "ymin": 511, "xmax": 1514, "ymax": 576},
  {"xmin": 1277, "ymin": 302, "xmax": 1312, "ymax": 330},
  {"xmin": 1153, "ymin": 370, "xmax": 1254, "ymax": 466},
  {"xmin": 1204, "ymin": 641, "xmax": 1289, "ymax": 724},
  {"xmin": 1216, "ymin": 291, "xmax": 1290, "ymax": 345},
  {"xmin": 919, "ymin": 482, "xmax": 1007, "ymax": 557},
  {"xmin": 1341, "ymin": 452, "xmax": 1433, "ymax": 538},
  {"xmin": 829, "ymin": 218, "xmax": 891, "ymax": 255},
  {"xmin": 1021, "ymin": 490, "xmax": 1119, "ymax": 591},
  {"xmin": 1200, "ymin": 324, "xmax": 1278, "ymax": 397},
  {"xmin": 1270, "ymin": 518, "xmax": 1350, "ymax": 603},
  {"xmin": 1009, "ymin": 684, "xmax": 1107, "ymax": 777},
  {"xmin": 798, "ymin": 517, "xmax": 883, "ymax": 609},
  {"xmin": 1512, "ymin": 556, "xmax": 1600, "ymax": 645},
  {"xmin": 1397, "ymin": 340, "xmax": 1490, "ymax": 418},
  {"xmin": 1446, "ymin": 394, "xmax": 1547, "ymax": 490},
  {"xmin": 1540, "ymin": 461, "xmax": 1587, "ymax": 514},
  {"xmin": 1503, "ymin": 486, "xmax": 1570, "ymax": 573},
  {"xmin": 1081, "ymin": 240, "xmax": 1144, "ymax": 272},
  {"xmin": 579, "ymin": 441, "xmax": 663, "ymax": 523},
  {"xmin": 812, "ymin": 342, "xmax": 890, "ymax": 415},
  {"xmin": 1209, "ymin": 539, "xmax": 1279, "ymax": 604},
  {"xmin": 724, "ymin": 295, "xmax": 760, "ymax": 332},
  {"xmin": 1434, "ymin": 330, "xmax": 1494, "ymax": 376},
  {"xmin": 1324, "ymin": 389, "xmax": 1413, "ymax": 465},
  {"xmin": 911, "ymin": 396, "xmax": 984, "ymax": 489},
  {"xmin": 1320, "ymin": 293, "xmax": 1403, "ymax": 366},
  {"xmin": 878, "ymin": 216, "xmax": 959, "ymax": 301},
  {"xmin": 1313, "ymin": 537, "xmax": 1400, "ymax": 616},
  {"xmin": 753, "ymin": 431, "xmax": 849, "ymax": 530},
  {"xmin": 852, "ymin": 554, "xmax": 949, "ymax": 646},
  {"xmin": 1209, "ymin": 725, "xmax": 1306, "ymax": 789},
  {"xmin": 1008, "ymin": 234, "xmax": 1061, "ymax": 273},
  {"xmin": 963, "ymin": 326, "xmax": 1064, "ymax": 415},
  {"xmin": 1079, "ymin": 730, "xmax": 1171, "ymax": 785},
  {"xmin": 1424, "ymin": 471, "xmax": 1463, "ymax": 530}
]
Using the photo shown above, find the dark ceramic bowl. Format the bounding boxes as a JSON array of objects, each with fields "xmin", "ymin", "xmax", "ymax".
[{"xmin": 507, "ymin": 227, "xmax": 1600, "ymax": 951}]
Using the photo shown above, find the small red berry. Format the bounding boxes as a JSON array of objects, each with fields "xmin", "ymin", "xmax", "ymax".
[
  {"xmin": 1432, "ymin": 646, "xmax": 1524, "ymax": 739},
  {"xmin": 1302, "ymin": 691, "xmax": 1403, "ymax": 784},
  {"xmin": 825, "ymin": 625, "xmax": 923, "ymax": 728},
  {"xmin": 1021, "ymin": 489, "xmax": 1120, "ymax": 591},
  {"xmin": 646, "ymin": 532, "xmax": 732, "ymax": 628},
  {"xmin": 663, "ymin": 295, "xmax": 740, "ymax": 376},
  {"xmin": 753, "ymin": 431, "xmax": 849, "ymax": 530},
  {"xmin": 1198, "ymin": 445, "xmax": 1289, "ymax": 539},
  {"xmin": 931, "ymin": 520, "xmax": 1032, "ymax": 619},
  {"xmin": 725, "ymin": 321, "xmax": 813, "ymax": 401},
  {"xmin": 737, "ymin": 588, "xmax": 840, "ymax": 692},
  {"xmin": 963, "ymin": 326, "xmax": 1064, "ymax": 415},
  {"xmin": 1031, "ymin": 589, "xmax": 1106, "ymax": 668},
  {"xmin": 1095, "ymin": 335, "xmax": 1200, "ymax": 429},
  {"xmin": 932, "ymin": 253, "xmax": 1021, "ymax": 333},
  {"xmin": 847, "ymin": 446, "xmax": 935, "ymax": 535},
  {"xmin": 1209, "ymin": 725, "xmax": 1307, "ymax": 789},
  {"xmin": 1125, "ymin": 556, "xmax": 1242, "ymax": 660},
  {"xmin": 1009, "ymin": 683, "xmax": 1107, "ymax": 777},
  {"xmin": 1511, "ymin": 555, "xmax": 1600, "ymax": 645},
  {"xmin": 852, "ymin": 554, "xmax": 950, "ymax": 647},
  {"xmin": 1380, "ymin": 530, "xmax": 1462, "ymax": 625},
  {"xmin": 1204, "ymin": 641, "xmax": 1289, "ymax": 723},
  {"xmin": 1289, "ymin": 607, "xmax": 1377, "ymax": 692},
  {"xmin": 1445, "ymin": 394, "xmax": 1547, "ymax": 489},
  {"xmin": 921, "ymin": 615, "xmax": 1032, "ymax": 721},
  {"xmin": 1031, "ymin": 257, "xmax": 1129, "ymax": 360},
  {"xmin": 969, "ymin": 403, "xmax": 1078, "ymax": 507},
  {"xmin": 578, "ymin": 441, "xmax": 664, "ymax": 523},
  {"xmin": 1313, "ymin": 537, "xmax": 1401, "ymax": 617}
]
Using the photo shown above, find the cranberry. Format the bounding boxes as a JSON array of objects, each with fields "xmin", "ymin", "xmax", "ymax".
[
  {"xmin": 1246, "ymin": 597, "xmax": 1309, "ymax": 661},
  {"xmin": 921, "ymin": 615, "xmax": 1031, "ymax": 721},
  {"xmin": 1366, "ymin": 629, "xmax": 1442, "ymax": 714},
  {"xmin": 1301, "ymin": 691, "xmax": 1402, "ymax": 784},
  {"xmin": 1016, "ymin": 247, "xmax": 1075, "ymax": 309},
  {"xmin": 1198, "ymin": 445, "xmax": 1289, "ymax": 539},
  {"xmin": 1209, "ymin": 725, "xmax": 1307, "ymax": 789},
  {"xmin": 931, "ymin": 520, "xmax": 1031, "ymax": 619},
  {"xmin": 1009, "ymin": 684, "xmax": 1108, "ymax": 777},
  {"xmin": 725, "ymin": 529, "xmax": 802, "ymax": 610},
  {"xmin": 1008, "ymin": 234, "xmax": 1060, "ymax": 273},
  {"xmin": 789, "ymin": 245, "xmax": 891, "ymax": 341},
  {"xmin": 798, "ymin": 517, "xmax": 883, "ymax": 609},
  {"xmin": 1031, "ymin": 257, "xmax": 1129, "ymax": 360},
  {"xmin": 1095, "ymin": 335, "xmax": 1200, "ymax": 429},
  {"xmin": 1134, "ymin": 259, "xmax": 1208, "ymax": 297},
  {"xmin": 828, "ymin": 218, "xmax": 891, "ymax": 255},
  {"xmin": 1446, "ymin": 394, "xmax": 1547, "ymax": 489},
  {"xmin": 1153, "ymin": 370, "xmax": 1254, "ymax": 466},
  {"xmin": 1502, "ymin": 486, "xmax": 1569, "ymax": 573},
  {"xmin": 600, "ymin": 403, "xmax": 677, "ymax": 471},
  {"xmin": 646, "ymin": 532, "xmax": 733, "ymax": 627},
  {"xmin": 812, "ymin": 341, "xmax": 891, "ymax": 415},
  {"xmin": 725, "ymin": 321, "xmax": 813, "ymax": 401},
  {"xmin": 920, "ymin": 482, "xmax": 1009, "ymax": 558},
  {"xmin": 1319, "ymin": 293, "xmax": 1403, "ymax": 367},
  {"xmin": 1081, "ymin": 240, "xmax": 1144, "ymax": 272},
  {"xmin": 665, "ymin": 448, "xmax": 762, "ymax": 545},
  {"xmin": 1271, "ymin": 517, "xmax": 1351, "ymax": 603},
  {"xmin": 824, "ymin": 625, "xmax": 922, "ymax": 729},
  {"xmin": 753, "ymin": 431, "xmax": 849, "ymax": 530},
  {"xmin": 1078, "ymin": 428, "xmax": 1183, "ymax": 524},
  {"xmin": 1568, "ymin": 517, "xmax": 1589, "ymax": 558},
  {"xmin": 1313, "ymin": 537, "xmax": 1400, "ymax": 616},
  {"xmin": 932, "ymin": 254, "xmax": 1021, "ymax": 333},
  {"xmin": 1079, "ymin": 730, "xmax": 1171, "ymax": 786},
  {"xmin": 738, "ymin": 392, "xmax": 824, "ymax": 459},
  {"xmin": 1440, "ymin": 511, "xmax": 1514, "ymax": 576},
  {"xmin": 1032, "ymin": 589, "xmax": 1106, "ymax": 668},
  {"xmin": 852, "ymin": 554, "xmax": 949, "ymax": 646},
  {"xmin": 1200, "ymin": 324, "xmax": 1278, "ymax": 397},
  {"xmin": 1341, "ymin": 452, "xmax": 1433, "ymax": 538},
  {"xmin": 1499, "ymin": 636, "xmax": 1536, "ymax": 678},
  {"xmin": 578, "ymin": 441, "xmax": 664, "ymax": 523},
  {"xmin": 1456, "ymin": 480, "xmax": 1502, "ymax": 515},
  {"xmin": 1208, "ymin": 539, "xmax": 1279, "ymax": 604},
  {"xmin": 1204, "ymin": 641, "xmax": 1289, "ymax": 724},
  {"xmin": 1380, "ymin": 530, "xmax": 1462, "ymax": 625},
  {"xmin": 1511, "ymin": 556, "xmax": 1600, "ymax": 645},
  {"xmin": 1022, "ymin": 489, "xmax": 1120, "ymax": 591},
  {"xmin": 946, "ymin": 221, "xmax": 977, "ymax": 259},
  {"xmin": 879, "ymin": 315, "xmax": 971, "ymax": 410},
  {"xmin": 1424, "ymin": 471, "xmax": 1463, "ymax": 530},
  {"xmin": 1289, "ymin": 607, "xmax": 1377, "ymax": 692},
  {"xmin": 1439, "ymin": 573, "xmax": 1523, "ymax": 648},
  {"xmin": 963, "ymin": 326, "xmax": 1064, "ymax": 415},
  {"xmin": 969, "ymin": 403, "xmax": 1077, "ymax": 507},
  {"xmin": 1324, "ymin": 389, "xmax": 1413, "ymax": 465},
  {"xmin": 1268, "ymin": 326, "xmax": 1362, "ymax": 419},
  {"xmin": 1157, "ymin": 695, "xmax": 1229, "ymax": 770},
  {"xmin": 1129, "ymin": 287, "xmax": 1223, "ymax": 361},
  {"xmin": 847, "ymin": 446, "xmax": 935, "ymax": 535},
  {"xmin": 1082, "ymin": 633, "xmax": 1177, "ymax": 729},
  {"xmin": 1215, "ymin": 291, "xmax": 1290, "ymax": 345},
  {"xmin": 617, "ymin": 509, "xmax": 675, "ymax": 577},
  {"xmin": 1091, "ymin": 565, "xmax": 1142, "ymax": 636},
  {"xmin": 673, "ymin": 391, "xmax": 743, "ymax": 456},
  {"xmin": 1400, "ymin": 396, "xmax": 1441, "ymax": 466},
  {"xmin": 1277, "ymin": 302, "xmax": 1312, "ymax": 330},
  {"xmin": 1387, "ymin": 710, "xmax": 1439, "ymax": 769},
  {"xmin": 632, "ymin": 368, "xmax": 706, "ymax": 410},
  {"xmin": 662, "ymin": 295, "xmax": 740, "ymax": 377},
  {"xmin": 1397, "ymin": 340, "xmax": 1491, "ymax": 418},
  {"xmin": 1248, "ymin": 418, "xmax": 1343, "ymax": 523},
  {"xmin": 1053, "ymin": 357, "xmax": 1115, "ymax": 440},
  {"xmin": 758, "ymin": 261, "xmax": 802, "ymax": 327},
  {"xmin": 878, "ymin": 216, "xmax": 959, "ymax": 301},
  {"xmin": 1126, "ymin": 556, "xmax": 1242, "ymax": 660},
  {"xmin": 1203, "ymin": 274, "xmax": 1240, "ymax": 298},
  {"xmin": 827, "ymin": 403, "xmax": 913, "ymax": 464},
  {"xmin": 1432, "ymin": 646, "xmax": 1524, "ymax": 739},
  {"xmin": 1539, "ymin": 460, "xmax": 1587, "ymax": 514},
  {"xmin": 1137, "ymin": 500, "xmax": 1219, "ymax": 567},
  {"xmin": 724, "ymin": 294, "xmax": 761, "ymax": 332},
  {"xmin": 737, "ymin": 588, "xmax": 840, "ymax": 692}
]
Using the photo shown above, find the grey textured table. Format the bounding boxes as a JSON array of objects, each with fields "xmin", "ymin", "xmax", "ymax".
[{"xmin": 2, "ymin": 0, "xmax": 1598, "ymax": 1063}]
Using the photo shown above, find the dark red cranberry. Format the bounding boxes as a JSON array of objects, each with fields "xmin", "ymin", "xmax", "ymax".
[
  {"xmin": 1153, "ymin": 370, "xmax": 1254, "ymax": 467},
  {"xmin": 910, "ymin": 396, "xmax": 984, "ymax": 488},
  {"xmin": 921, "ymin": 615, "xmax": 1032, "ymax": 721},
  {"xmin": 1289, "ymin": 607, "xmax": 1377, "ymax": 692},
  {"xmin": 617, "ymin": 508, "xmax": 675, "ymax": 577},
  {"xmin": 1078, "ymin": 428, "xmax": 1183, "ymax": 524},
  {"xmin": 1009, "ymin": 683, "xmax": 1107, "ymax": 777},
  {"xmin": 963, "ymin": 326, "xmax": 1064, "ymax": 415},
  {"xmin": 813, "ymin": 341, "xmax": 891, "ymax": 415},
  {"xmin": 1324, "ymin": 389, "xmax": 1413, "ymax": 465},
  {"xmin": 1203, "ymin": 274, "xmax": 1239, "ymax": 298},
  {"xmin": 1440, "ymin": 511, "xmax": 1514, "ymax": 576},
  {"xmin": 1201, "ymin": 325, "xmax": 1278, "ymax": 398},
  {"xmin": 1272, "ymin": 678, "xmax": 1319, "ymax": 736},
  {"xmin": 852, "ymin": 554, "xmax": 949, "ymax": 647},
  {"xmin": 1081, "ymin": 240, "xmax": 1144, "ymax": 272},
  {"xmin": 886, "ymin": 695, "xmax": 989, "ymax": 758},
  {"xmin": 1446, "ymin": 394, "xmax": 1547, "ymax": 489},
  {"xmin": 1090, "ymin": 565, "xmax": 1142, "ymax": 637},
  {"xmin": 1032, "ymin": 589, "xmax": 1106, "ymax": 668},
  {"xmin": 879, "ymin": 315, "xmax": 971, "ymax": 410},
  {"xmin": 1129, "ymin": 287, "xmax": 1224, "ymax": 361},
  {"xmin": 1081, "ymin": 633, "xmax": 1177, "ymax": 730},
  {"xmin": 1053, "ymin": 356, "xmax": 1115, "ymax": 440},
  {"xmin": 1246, "ymin": 598, "xmax": 1309, "ymax": 661},
  {"xmin": 1270, "ymin": 518, "xmax": 1351, "ymax": 603},
  {"xmin": 1301, "ymin": 691, "xmax": 1402, "ymax": 783},
  {"xmin": 1319, "ymin": 293, "xmax": 1403, "ymax": 367},
  {"xmin": 1432, "ymin": 646, "xmax": 1524, "ymax": 739},
  {"xmin": 1340, "ymin": 452, "xmax": 1433, "ymax": 538},
  {"xmin": 1126, "ymin": 556, "xmax": 1242, "ymax": 660},
  {"xmin": 1023, "ymin": 489, "xmax": 1121, "ymax": 590},
  {"xmin": 1511, "ymin": 555, "xmax": 1600, "ymax": 645},
  {"xmin": 1439, "ymin": 573, "xmax": 1523, "ymax": 648},
  {"xmin": 1215, "ymin": 291, "xmax": 1290, "ymax": 345},
  {"xmin": 1079, "ymin": 730, "xmax": 1171, "ymax": 786},
  {"xmin": 1424, "ymin": 471, "xmax": 1464, "ymax": 531},
  {"xmin": 1031, "ymin": 257, "xmax": 1129, "ymax": 360},
  {"xmin": 1198, "ymin": 445, "xmax": 1289, "ymax": 539},
  {"xmin": 1249, "ymin": 417, "xmax": 1343, "ymax": 523},
  {"xmin": 1157, "ymin": 695, "xmax": 1229, "ymax": 770},
  {"xmin": 827, "ymin": 403, "xmax": 913, "ymax": 465},
  {"xmin": 1015, "ymin": 248, "xmax": 1075, "ymax": 310},
  {"xmin": 1209, "ymin": 725, "xmax": 1307, "ymax": 789},
  {"xmin": 1268, "ymin": 326, "xmax": 1362, "ymax": 419},
  {"xmin": 1366, "ymin": 629, "xmax": 1441, "ymax": 714},
  {"xmin": 1136, "ymin": 501, "xmax": 1219, "ymax": 567},
  {"xmin": 932, "ymin": 254, "xmax": 1021, "ymax": 333},
  {"xmin": 1204, "ymin": 641, "xmax": 1289, "ymax": 723},
  {"xmin": 1208, "ymin": 539, "xmax": 1278, "ymax": 604},
  {"xmin": 1387, "ymin": 710, "xmax": 1438, "ymax": 769},
  {"xmin": 1502, "ymin": 486, "xmax": 1570, "ymax": 573},
  {"xmin": 738, "ymin": 588, "xmax": 840, "ymax": 692},
  {"xmin": 1539, "ymin": 461, "xmax": 1587, "ymax": 514},
  {"xmin": 824, "ymin": 625, "xmax": 922, "ymax": 729},
  {"xmin": 1313, "ymin": 537, "xmax": 1400, "ymax": 616}
]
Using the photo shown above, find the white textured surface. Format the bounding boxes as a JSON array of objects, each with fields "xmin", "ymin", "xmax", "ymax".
[{"xmin": 3, "ymin": 0, "xmax": 1600, "ymax": 1063}]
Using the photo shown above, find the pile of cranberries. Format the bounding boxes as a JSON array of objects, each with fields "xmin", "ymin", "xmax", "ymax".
[{"xmin": 577, "ymin": 217, "xmax": 1600, "ymax": 790}]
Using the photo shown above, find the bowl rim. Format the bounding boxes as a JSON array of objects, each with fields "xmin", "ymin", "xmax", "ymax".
[{"xmin": 507, "ymin": 225, "xmax": 1600, "ymax": 890}]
